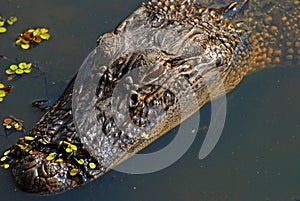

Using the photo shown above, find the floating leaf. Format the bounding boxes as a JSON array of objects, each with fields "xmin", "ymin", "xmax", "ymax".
[
  {"xmin": 15, "ymin": 69, "xmax": 24, "ymax": 74},
  {"xmin": 22, "ymin": 31, "xmax": 32, "ymax": 39},
  {"xmin": 70, "ymin": 144, "xmax": 77, "ymax": 151},
  {"xmin": 0, "ymin": 98, "xmax": 3, "ymax": 102},
  {"xmin": 0, "ymin": 83, "xmax": 4, "ymax": 88},
  {"xmin": 21, "ymin": 43, "xmax": 30, "ymax": 50},
  {"xmin": 0, "ymin": 90, "xmax": 6, "ymax": 98},
  {"xmin": 15, "ymin": 38, "xmax": 22, "ymax": 45},
  {"xmin": 33, "ymin": 37, "xmax": 42, "ymax": 43},
  {"xmin": 5, "ymin": 124, "xmax": 11, "ymax": 129},
  {"xmin": 16, "ymin": 27, "xmax": 50, "ymax": 49},
  {"xmin": 56, "ymin": 158, "xmax": 63, "ymax": 163},
  {"xmin": 0, "ymin": 156, "xmax": 7, "ymax": 162},
  {"xmin": 89, "ymin": 162, "xmax": 96, "ymax": 169},
  {"xmin": 65, "ymin": 147, "xmax": 73, "ymax": 153},
  {"xmin": 10, "ymin": 16, "xmax": 18, "ymax": 22},
  {"xmin": 7, "ymin": 16, "xmax": 17, "ymax": 25},
  {"xmin": 0, "ymin": 21, "xmax": 4, "ymax": 27},
  {"xmin": 5, "ymin": 116, "xmax": 24, "ymax": 131},
  {"xmin": 5, "ymin": 69, "xmax": 15, "ymax": 75},
  {"xmin": 40, "ymin": 28, "xmax": 48, "ymax": 33},
  {"xmin": 1, "ymin": 164, "xmax": 10, "ymax": 169},
  {"xmin": 46, "ymin": 152, "xmax": 57, "ymax": 161},
  {"xmin": 63, "ymin": 141, "xmax": 71, "ymax": 146},
  {"xmin": 26, "ymin": 63, "xmax": 32, "ymax": 68},
  {"xmin": 3, "ymin": 118, "xmax": 12, "ymax": 124},
  {"xmin": 0, "ymin": 27, "xmax": 7, "ymax": 33},
  {"xmin": 3, "ymin": 150, "xmax": 11, "ymax": 156},
  {"xmin": 24, "ymin": 69, "xmax": 31, "ymax": 74},
  {"xmin": 6, "ymin": 62, "xmax": 33, "ymax": 76},
  {"xmin": 12, "ymin": 122, "xmax": 22, "ymax": 130},
  {"xmin": 33, "ymin": 28, "xmax": 40, "ymax": 36},
  {"xmin": 40, "ymin": 33, "xmax": 50, "ymax": 40},
  {"xmin": 18, "ymin": 62, "xmax": 27, "ymax": 69},
  {"xmin": 76, "ymin": 158, "xmax": 84, "ymax": 165},
  {"xmin": 70, "ymin": 168, "xmax": 79, "ymax": 176},
  {"xmin": 10, "ymin": 64, "xmax": 18, "ymax": 71},
  {"xmin": 24, "ymin": 136, "xmax": 36, "ymax": 141}
]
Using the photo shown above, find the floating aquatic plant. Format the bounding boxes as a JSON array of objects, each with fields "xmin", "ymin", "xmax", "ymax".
[
  {"xmin": 0, "ymin": 15, "xmax": 17, "ymax": 33},
  {"xmin": 0, "ymin": 83, "xmax": 12, "ymax": 102},
  {"xmin": 5, "ymin": 62, "xmax": 33, "ymax": 80},
  {"xmin": 15, "ymin": 27, "xmax": 51, "ymax": 50},
  {"xmin": 2, "ymin": 116, "xmax": 23, "ymax": 131}
]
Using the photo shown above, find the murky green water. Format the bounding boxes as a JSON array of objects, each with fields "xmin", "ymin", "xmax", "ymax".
[{"xmin": 0, "ymin": 0, "xmax": 299, "ymax": 200}]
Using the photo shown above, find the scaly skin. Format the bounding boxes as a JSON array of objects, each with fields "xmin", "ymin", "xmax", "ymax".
[{"xmin": 0, "ymin": 0, "xmax": 299, "ymax": 194}]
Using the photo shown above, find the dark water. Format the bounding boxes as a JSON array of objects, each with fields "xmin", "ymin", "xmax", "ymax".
[{"xmin": 0, "ymin": 0, "xmax": 299, "ymax": 200}]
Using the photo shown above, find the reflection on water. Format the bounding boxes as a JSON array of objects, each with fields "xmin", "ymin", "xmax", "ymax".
[{"xmin": 0, "ymin": 0, "xmax": 299, "ymax": 200}]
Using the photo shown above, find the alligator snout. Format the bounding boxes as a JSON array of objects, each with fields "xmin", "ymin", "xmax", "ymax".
[{"xmin": 12, "ymin": 153, "xmax": 70, "ymax": 194}]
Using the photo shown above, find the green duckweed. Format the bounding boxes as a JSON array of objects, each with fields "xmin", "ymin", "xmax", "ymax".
[
  {"xmin": 16, "ymin": 27, "xmax": 50, "ymax": 49},
  {"xmin": 46, "ymin": 152, "xmax": 57, "ymax": 161},
  {"xmin": 76, "ymin": 158, "xmax": 85, "ymax": 165},
  {"xmin": 0, "ymin": 15, "xmax": 17, "ymax": 33},
  {"xmin": 0, "ymin": 90, "xmax": 6, "ymax": 98},
  {"xmin": 70, "ymin": 168, "xmax": 80, "ymax": 176},
  {"xmin": 5, "ymin": 62, "xmax": 33, "ymax": 76},
  {"xmin": 89, "ymin": 162, "xmax": 96, "ymax": 169}
]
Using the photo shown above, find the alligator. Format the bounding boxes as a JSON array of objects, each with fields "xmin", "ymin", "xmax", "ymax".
[{"xmin": 0, "ymin": 0, "xmax": 299, "ymax": 194}]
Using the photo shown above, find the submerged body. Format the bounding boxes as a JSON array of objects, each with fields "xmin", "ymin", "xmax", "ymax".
[{"xmin": 0, "ymin": 0, "xmax": 299, "ymax": 194}]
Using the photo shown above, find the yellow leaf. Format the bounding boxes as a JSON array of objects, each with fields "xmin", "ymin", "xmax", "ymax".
[
  {"xmin": 3, "ymin": 150, "xmax": 11, "ymax": 156},
  {"xmin": 15, "ymin": 39, "xmax": 22, "ymax": 45},
  {"xmin": 15, "ymin": 69, "xmax": 24, "ymax": 75},
  {"xmin": 33, "ymin": 28, "xmax": 40, "ymax": 36},
  {"xmin": 1, "ymin": 164, "xmax": 10, "ymax": 169},
  {"xmin": 0, "ymin": 156, "xmax": 7, "ymax": 161},
  {"xmin": 40, "ymin": 28, "xmax": 48, "ymax": 33},
  {"xmin": 56, "ymin": 158, "xmax": 63, "ymax": 163},
  {"xmin": 40, "ymin": 33, "xmax": 50, "ymax": 40},
  {"xmin": 26, "ymin": 63, "xmax": 32, "ymax": 68},
  {"xmin": 0, "ymin": 90, "xmax": 6, "ymax": 98},
  {"xmin": 24, "ymin": 69, "xmax": 31, "ymax": 74},
  {"xmin": 24, "ymin": 136, "xmax": 36, "ymax": 141},
  {"xmin": 5, "ymin": 124, "xmax": 11, "ymax": 129},
  {"xmin": 76, "ymin": 158, "xmax": 84, "ymax": 165},
  {"xmin": 70, "ymin": 168, "xmax": 79, "ymax": 176},
  {"xmin": 18, "ymin": 62, "xmax": 27, "ymax": 69},
  {"xmin": 0, "ymin": 27, "xmax": 7, "ymax": 33},
  {"xmin": 46, "ymin": 152, "xmax": 56, "ymax": 161},
  {"xmin": 9, "ymin": 64, "xmax": 18, "ymax": 71},
  {"xmin": 21, "ymin": 43, "xmax": 30, "ymax": 50},
  {"xmin": 65, "ymin": 147, "xmax": 73, "ymax": 153},
  {"xmin": 8, "ymin": 16, "xmax": 17, "ymax": 24},
  {"xmin": 89, "ymin": 162, "xmax": 96, "ymax": 169},
  {"xmin": 70, "ymin": 144, "xmax": 77, "ymax": 151},
  {"xmin": 5, "ymin": 69, "xmax": 15, "ymax": 75}
]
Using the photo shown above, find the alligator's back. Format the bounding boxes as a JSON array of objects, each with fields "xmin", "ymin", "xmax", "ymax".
[{"xmin": 246, "ymin": 0, "xmax": 299, "ymax": 70}]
